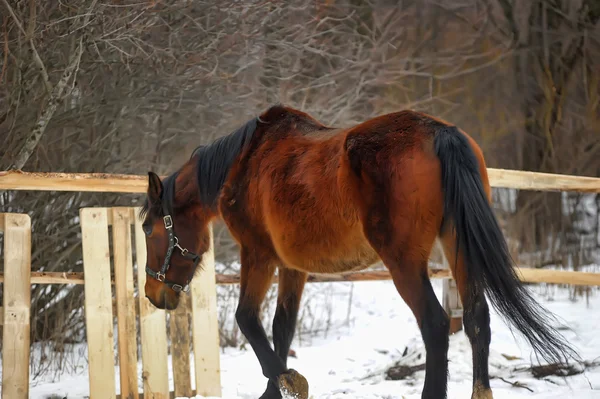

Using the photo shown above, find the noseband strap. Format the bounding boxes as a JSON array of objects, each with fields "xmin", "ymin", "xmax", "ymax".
[{"xmin": 145, "ymin": 203, "xmax": 200, "ymax": 293}]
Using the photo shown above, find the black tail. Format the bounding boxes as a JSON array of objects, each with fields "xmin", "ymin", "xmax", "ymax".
[{"xmin": 434, "ymin": 126, "xmax": 579, "ymax": 365}]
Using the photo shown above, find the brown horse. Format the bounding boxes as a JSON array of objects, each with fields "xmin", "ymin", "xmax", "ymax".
[{"xmin": 140, "ymin": 105, "xmax": 577, "ymax": 399}]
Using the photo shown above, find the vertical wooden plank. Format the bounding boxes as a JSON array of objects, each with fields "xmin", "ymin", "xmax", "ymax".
[
  {"xmin": 81, "ymin": 208, "xmax": 116, "ymax": 399},
  {"xmin": 170, "ymin": 295, "xmax": 193, "ymax": 398},
  {"xmin": 439, "ymin": 244, "xmax": 463, "ymax": 334},
  {"xmin": 443, "ymin": 278, "xmax": 463, "ymax": 334},
  {"xmin": 134, "ymin": 215, "xmax": 169, "ymax": 399},
  {"xmin": 190, "ymin": 224, "xmax": 222, "ymax": 397},
  {"xmin": 1, "ymin": 213, "xmax": 31, "ymax": 399},
  {"xmin": 111, "ymin": 208, "xmax": 139, "ymax": 399}
]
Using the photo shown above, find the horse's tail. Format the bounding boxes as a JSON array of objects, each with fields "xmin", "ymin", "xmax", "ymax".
[{"xmin": 433, "ymin": 125, "xmax": 579, "ymax": 365}]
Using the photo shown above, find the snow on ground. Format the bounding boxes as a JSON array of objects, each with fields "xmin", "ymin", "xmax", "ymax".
[{"xmin": 18, "ymin": 278, "xmax": 600, "ymax": 398}]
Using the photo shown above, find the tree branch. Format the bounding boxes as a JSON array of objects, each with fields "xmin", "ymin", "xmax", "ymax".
[
  {"xmin": 2, "ymin": 0, "xmax": 52, "ymax": 94},
  {"xmin": 10, "ymin": 0, "xmax": 97, "ymax": 170},
  {"xmin": 496, "ymin": 0, "xmax": 519, "ymax": 44}
]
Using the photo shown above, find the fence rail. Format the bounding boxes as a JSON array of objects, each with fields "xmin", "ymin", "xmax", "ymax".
[
  {"xmin": 1, "ymin": 169, "xmax": 600, "ymax": 193},
  {"xmin": 2, "ymin": 266, "xmax": 600, "ymax": 287}
]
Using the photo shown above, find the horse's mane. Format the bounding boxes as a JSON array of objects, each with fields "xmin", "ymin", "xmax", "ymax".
[
  {"xmin": 140, "ymin": 115, "xmax": 261, "ymax": 219},
  {"xmin": 194, "ymin": 116, "xmax": 260, "ymax": 207}
]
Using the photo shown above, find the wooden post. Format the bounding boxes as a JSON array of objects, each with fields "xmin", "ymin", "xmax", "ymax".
[
  {"xmin": 170, "ymin": 295, "xmax": 193, "ymax": 398},
  {"xmin": 438, "ymin": 242, "xmax": 463, "ymax": 334},
  {"xmin": 443, "ymin": 278, "xmax": 463, "ymax": 334},
  {"xmin": 80, "ymin": 208, "xmax": 117, "ymax": 399},
  {"xmin": 1, "ymin": 213, "xmax": 32, "ymax": 399},
  {"xmin": 111, "ymin": 208, "xmax": 139, "ymax": 399},
  {"xmin": 190, "ymin": 224, "xmax": 222, "ymax": 397},
  {"xmin": 134, "ymin": 216, "xmax": 169, "ymax": 399}
]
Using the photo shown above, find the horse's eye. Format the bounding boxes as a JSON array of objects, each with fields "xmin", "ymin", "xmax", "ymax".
[{"xmin": 142, "ymin": 223, "xmax": 152, "ymax": 236}]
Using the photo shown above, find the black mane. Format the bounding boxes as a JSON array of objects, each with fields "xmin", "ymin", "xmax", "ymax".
[
  {"xmin": 194, "ymin": 116, "xmax": 260, "ymax": 206},
  {"xmin": 140, "ymin": 115, "xmax": 260, "ymax": 219}
]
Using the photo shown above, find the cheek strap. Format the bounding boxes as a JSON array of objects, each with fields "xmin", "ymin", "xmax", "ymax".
[{"xmin": 145, "ymin": 212, "xmax": 201, "ymax": 293}]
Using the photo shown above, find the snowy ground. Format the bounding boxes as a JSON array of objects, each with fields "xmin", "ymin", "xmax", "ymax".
[{"xmin": 17, "ymin": 278, "xmax": 600, "ymax": 398}]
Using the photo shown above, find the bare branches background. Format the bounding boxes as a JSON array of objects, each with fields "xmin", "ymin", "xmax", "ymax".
[{"xmin": 0, "ymin": 0, "xmax": 598, "ymax": 373}]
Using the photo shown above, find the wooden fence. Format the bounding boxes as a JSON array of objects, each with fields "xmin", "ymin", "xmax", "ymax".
[
  {"xmin": 0, "ymin": 208, "xmax": 222, "ymax": 399},
  {"xmin": 84, "ymin": 206, "xmax": 220, "ymax": 399},
  {"xmin": 0, "ymin": 168, "xmax": 599, "ymax": 399}
]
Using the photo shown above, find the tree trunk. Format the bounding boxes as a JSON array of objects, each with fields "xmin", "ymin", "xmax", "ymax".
[{"xmin": 505, "ymin": 0, "xmax": 599, "ymax": 257}]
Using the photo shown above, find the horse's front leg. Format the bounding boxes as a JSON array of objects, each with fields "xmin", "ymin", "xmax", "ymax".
[
  {"xmin": 235, "ymin": 250, "xmax": 309, "ymax": 399},
  {"xmin": 260, "ymin": 268, "xmax": 308, "ymax": 399}
]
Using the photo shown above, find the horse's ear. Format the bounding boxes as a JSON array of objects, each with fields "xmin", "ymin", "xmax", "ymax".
[{"xmin": 147, "ymin": 171, "xmax": 163, "ymax": 202}]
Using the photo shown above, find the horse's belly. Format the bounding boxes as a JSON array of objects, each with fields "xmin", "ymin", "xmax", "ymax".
[
  {"xmin": 302, "ymin": 246, "xmax": 380, "ymax": 273},
  {"xmin": 272, "ymin": 227, "xmax": 380, "ymax": 274}
]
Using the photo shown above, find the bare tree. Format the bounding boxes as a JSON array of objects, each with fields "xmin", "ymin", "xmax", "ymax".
[{"xmin": 485, "ymin": 0, "xmax": 600, "ymax": 259}]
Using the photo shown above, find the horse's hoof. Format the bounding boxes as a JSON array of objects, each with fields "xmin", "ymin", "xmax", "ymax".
[
  {"xmin": 472, "ymin": 381, "xmax": 493, "ymax": 399},
  {"xmin": 259, "ymin": 380, "xmax": 283, "ymax": 399},
  {"xmin": 259, "ymin": 392, "xmax": 282, "ymax": 399},
  {"xmin": 277, "ymin": 369, "xmax": 309, "ymax": 399}
]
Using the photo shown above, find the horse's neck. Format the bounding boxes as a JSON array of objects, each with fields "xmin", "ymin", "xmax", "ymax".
[{"xmin": 173, "ymin": 161, "xmax": 201, "ymax": 207}]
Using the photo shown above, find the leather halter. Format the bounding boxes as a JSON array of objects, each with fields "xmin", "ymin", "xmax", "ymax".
[{"xmin": 145, "ymin": 202, "xmax": 201, "ymax": 293}]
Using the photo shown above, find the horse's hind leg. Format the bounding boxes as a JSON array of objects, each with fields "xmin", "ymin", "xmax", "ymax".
[
  {"xmin": 439, "ymin": 226, "xmax": 493, "ymax": 399},
  {"xmin": 350, "ymin": 146, "xmax": 450, "ymax": 397},
  {"xmin": 260, "ymin": 268, "xmax": 308, "ymax": 399},
  {"xmin": 360, "ymin": 201, "xmax": 449, "ymax": 398},
  {"xmin": 372, "ymin": 237, "xmax": 449, "ymax": 399}
]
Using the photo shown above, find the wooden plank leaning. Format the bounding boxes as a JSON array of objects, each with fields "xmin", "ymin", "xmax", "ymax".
[
  {"xmin": 80, "ymin": 208, "xmax": 117, "ymax": 399},
  {"xmin": 134, "ymin": 212, "xmax": 170, "ymax": 399},
  {"xmin": 190, "ymin": 224, "xmax": 222, "ymax": 397},
  {"xmin": 1, "ymin": 213, "xmax": 32, "ymax": 399},
  {"xmin": 111, "ymin": 208, "xmax": 139, "ymax": 399}
]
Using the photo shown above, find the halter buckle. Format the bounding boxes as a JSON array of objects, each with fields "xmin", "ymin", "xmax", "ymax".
[
  {"xmin": 156, "ymin": 272, "xmax": 165, "ymax": 282},
  {"xmin": 171, "ymin": 283, "xmax": 190, "ymax": 293},
  {"xmin": 163, "ymin": 215, "xmax": 173, "ymax": 229}
]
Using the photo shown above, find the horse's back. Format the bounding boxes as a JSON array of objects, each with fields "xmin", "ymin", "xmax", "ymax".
[{"xmin": 343, "ymin": 110, "xmax": 445, "ymax": 158}]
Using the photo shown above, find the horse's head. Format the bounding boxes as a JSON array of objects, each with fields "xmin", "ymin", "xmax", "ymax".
[{"xmin": 140, "ymin": 169, "xmax": 212, "ymax": 310}]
